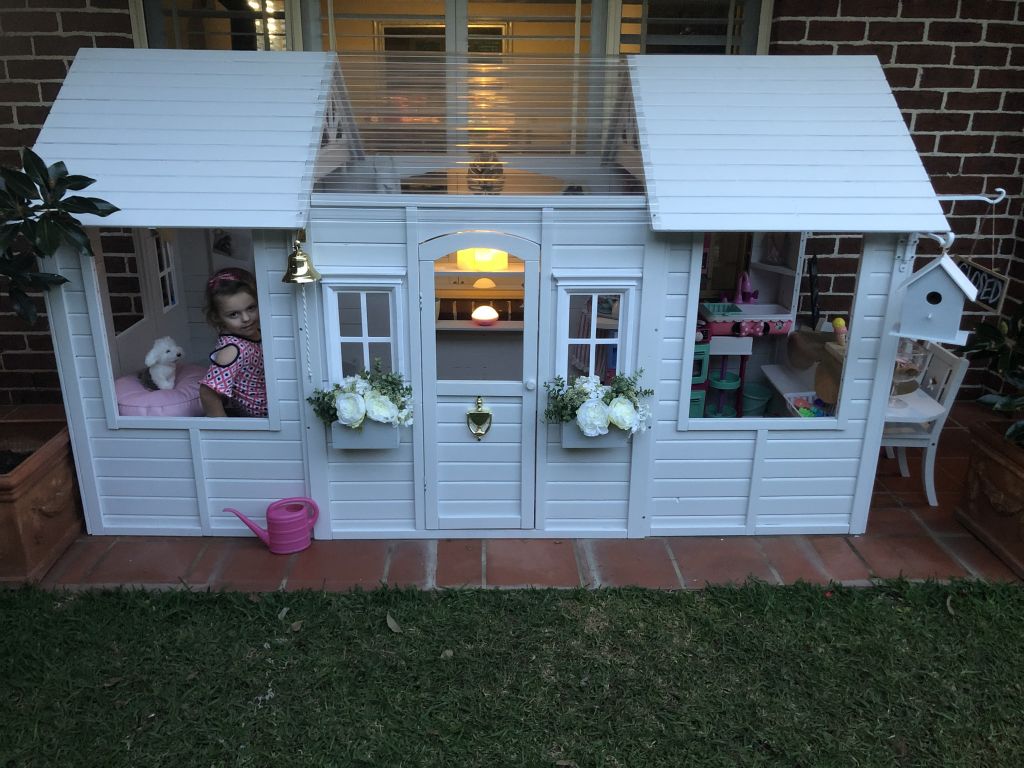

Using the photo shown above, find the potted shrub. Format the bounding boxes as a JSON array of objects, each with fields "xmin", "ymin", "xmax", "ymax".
[
  {"xmin": 956, "ymin": 303, "xmax": 1024, "ymax": 577},
  {"xmin": 307, "ymin": 362, "xmax": 414, "ymax": 450},
  {"xmin": 0, "ymin": 149, "xmax": 117, "ymax": 582},
  {"xmin": 545, "ymin": 371, "xmax": 653, "ymax": 448}
]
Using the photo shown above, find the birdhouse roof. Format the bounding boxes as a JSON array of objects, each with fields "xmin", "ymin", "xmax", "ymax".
[{"xmin": 905, "ymin": 254, "xmax": 978, "ymax": 302}]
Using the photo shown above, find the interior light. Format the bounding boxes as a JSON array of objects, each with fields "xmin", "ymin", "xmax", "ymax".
[
  {"xmin": 456, "ymin": 248, "xmax": 509, "ymax": 272},
  {"xmin": 471, "ymin": 305, "xmax": 499, "ymax": 326},
  {"xmin": 473, "ymin": 277, "xmax": 497, "ymax": 289}
]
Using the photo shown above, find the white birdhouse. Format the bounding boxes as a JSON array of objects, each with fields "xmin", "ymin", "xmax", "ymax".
[{"xmin": 892, "ymin": 254, "xmax": 978, "ymax": 345}]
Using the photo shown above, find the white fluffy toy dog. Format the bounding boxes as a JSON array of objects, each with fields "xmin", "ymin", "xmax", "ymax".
[{"xmin": 144, "ymin": 336, "xmax": 184, "ymax": 390}]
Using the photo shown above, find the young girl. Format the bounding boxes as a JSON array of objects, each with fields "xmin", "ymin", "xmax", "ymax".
[{"xmin": 199, "ymin": 268, "xmax": 268, "ymax": 418}]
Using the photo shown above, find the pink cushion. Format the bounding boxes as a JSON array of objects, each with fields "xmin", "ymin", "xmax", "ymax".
[{"xmin": 116, "ymin": 363, "xmax": 205, "ymax": 417}]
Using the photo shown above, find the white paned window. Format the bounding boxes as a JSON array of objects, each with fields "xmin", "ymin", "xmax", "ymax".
[
  {"xmin": 154, "ymin": 231, "xmax": 178, "ymax": 311},
  {"xmin": 322, "ymin": 274, "xmax": 405, "ymax": 384},
  {"xmin": 554, "ymin": 272, "xmax": 640, "ymax": 385}
]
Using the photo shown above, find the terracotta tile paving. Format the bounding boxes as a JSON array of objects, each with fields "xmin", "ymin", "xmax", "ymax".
[
  {"xmin": 210, "ymin": 540, "xmax": 291, "ymax": 592},
  {"xmin": 485, "ymin": 539, "xmax": 581, "ymax": 588},
  {"xmin": 81, "ymin": 538, "xmax": 205, "ymax": 585},
  {"xmin": 42, "ymin": 537, "xmax": 115, "ymax": 587},
  {"xmin": 669, "ymin": 537, "xmax": 777, "ymax": 587},
  {"xmin": 385, "ymin": 541, "xmax": 429, "ymax": 588},
  {"xmin": 758, "ymin": 537, "xmax": 830, "ymax": 585},
  {"xmin": 937, "ymin": 536, "xmax": 1020, "ymax": 583},
  {"xmin": 436, "ymin": 539, "xmax": 483, "ymax": 587},
  {"xmin": 865, "ymin": 506, "xmax": 930, "ymax": 537},
  {"xmin": 848, "ymin": 535, "xmax": 968, "ymax": 580},
  {"xmin": 590, "ymin": 539, "xmax": 681, "ymax": 588},
  {"xmin": 909, "ymin": 505, "xmax": 968, "ymax": 537},
  {"xmin": 808, "ymin": 537, "xmax": 872, "ymax": 583},
  {"xmin": 184, "ymin": 540, "xmax": 234, "ymax": 587},
  {"xmin": 286, "ymin": 540, "xmax": 389, "ymax": 591}
]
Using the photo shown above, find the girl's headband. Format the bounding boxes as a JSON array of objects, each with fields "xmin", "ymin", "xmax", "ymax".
[{"xmin": 207, "ymin": 269, "xmax": 251, "ymax": 292}]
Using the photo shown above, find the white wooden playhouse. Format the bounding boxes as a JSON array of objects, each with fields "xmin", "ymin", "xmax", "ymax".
[{"xmin": 34, "ymin": 48, "xmax": 962, "ymax": 540}]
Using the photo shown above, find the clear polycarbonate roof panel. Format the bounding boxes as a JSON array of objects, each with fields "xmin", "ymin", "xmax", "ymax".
[{"xmin": 314, "ymin": 53, "xmax": 645, "ymax": 196}]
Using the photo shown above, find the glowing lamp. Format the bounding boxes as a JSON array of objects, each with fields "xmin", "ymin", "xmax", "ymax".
[
  {"xmin": 473, "ymin": 277, "xmax": 496, "ymax": 289},
  {"xmin": 471, "ymin": 305, "xmax": 499, "ymax": 326},
  {"xmin": 457, "ymin": 248, "xmax": 508, "ymax": 272}
]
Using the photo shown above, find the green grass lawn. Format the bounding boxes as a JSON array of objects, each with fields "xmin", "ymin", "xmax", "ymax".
[{"xmin": 2, "ymin": 582, "xmax": 1022, "ymax": 767}]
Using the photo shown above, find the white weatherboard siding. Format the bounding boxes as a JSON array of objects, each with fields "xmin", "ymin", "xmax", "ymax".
[
  {"xmin": 33, "ymin": 48, "xmax": 333, "ymax": 229},
  {"xmin": 48, "ymin": 233, "xmax": 308, "ymax": 536},
  {"xmin": 650, "ymin": 233, "xmax": 899, "ymax": 535},
  {"xmin": 629, "ymin": 56, "xmax": 949, "ymax": 234}
]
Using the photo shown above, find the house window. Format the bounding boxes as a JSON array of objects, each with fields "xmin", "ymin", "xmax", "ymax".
[
  {"xmin": 322, "ymin": 275, "xmax": 405, "ymax": 384},
  {"xmin": 154, "ymin": 231, "xmax": 178, "ymax": 311},
  {"xmin": 554, "ymin": 273, "xmax": 640, "ymax": 385},
  {"xmin": 145, "ymin": 0, "xmax": 288, "ymax": 51},
  {"xmin": 618, "ymin": 0, "xmax": 764, "ymax": 55}
]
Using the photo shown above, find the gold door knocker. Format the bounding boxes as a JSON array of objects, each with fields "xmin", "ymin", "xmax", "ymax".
[{"xmin": 466, "ymin": 396, "xmax": 492, "ymax": 441}]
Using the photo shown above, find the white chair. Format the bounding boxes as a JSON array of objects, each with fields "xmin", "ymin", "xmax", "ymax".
[{"xmin": 880, "ymin": 342, "xmax": 968, "ymax": 506}]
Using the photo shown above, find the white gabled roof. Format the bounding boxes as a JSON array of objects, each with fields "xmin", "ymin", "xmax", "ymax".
[
  {"xmin": 628, "ymin": 55, "xmax": 950, "ymax": 234},
  {"xmin": 907, "ymin": 253, "xmax": 978, "ymax": 301},
  {"xmin": 33, "ymin": 48, "xmax": 333, "ymax": 229}
]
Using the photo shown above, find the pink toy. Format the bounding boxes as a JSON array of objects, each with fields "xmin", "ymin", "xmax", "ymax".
[
  {"xmin": 226, "ymin": 497, "xmax": 319, "ymax": 554},
  {"xmin": 733, "ymin": 271, "xmax": 757, "ymax": 304}
]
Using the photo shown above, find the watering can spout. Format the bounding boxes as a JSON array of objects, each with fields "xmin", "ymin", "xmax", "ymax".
[{"xmin": 226, "ymin": 508, "xmax": 270, "ymax": 545}]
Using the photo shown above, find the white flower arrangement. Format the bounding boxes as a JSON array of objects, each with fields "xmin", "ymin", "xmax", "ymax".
[
  {"xmin": 544, "ymin": 372, "xmax": 653, "ymax": 437},
  {"xmin": 307, "ymin": 363, "xmax": 413, "ymax": 430}
]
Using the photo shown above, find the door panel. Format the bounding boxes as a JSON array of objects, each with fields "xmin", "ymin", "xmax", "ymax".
[{"xmin": 419, "ymin": 237, "xmax": 539, "ymax": 530}]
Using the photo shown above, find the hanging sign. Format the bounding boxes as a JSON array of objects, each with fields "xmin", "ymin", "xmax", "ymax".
[{"xmin": 956, "ymin": 258, "xmax": 1008, "ymax": 315}]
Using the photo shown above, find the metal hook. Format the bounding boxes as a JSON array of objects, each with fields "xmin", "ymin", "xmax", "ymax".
[
  {"xmin": 921, "ymin": 231, "xmax": 956, "ymax": 250},
  {"xmin": 936, "ymin": 187, "xmax": 1007, "ymax": 205}
]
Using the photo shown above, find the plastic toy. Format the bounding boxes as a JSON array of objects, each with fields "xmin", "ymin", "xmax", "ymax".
[{"xmin": 226, "ymin": 497, "xmax": 320, "ymax": 554}]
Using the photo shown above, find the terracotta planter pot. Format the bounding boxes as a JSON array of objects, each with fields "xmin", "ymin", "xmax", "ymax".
[
  {"xmin": 955, "ymin": 420, "xmax": 1024, "ymax": 579},
  {"xmin": 0, "ymin": 423, "xmax": 83, "ymax": 583}
]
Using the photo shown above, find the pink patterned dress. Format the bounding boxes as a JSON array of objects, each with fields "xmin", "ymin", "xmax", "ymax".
[{"xmin": 199, "ymin": 334, "xmax": 268, "ymax": 417}]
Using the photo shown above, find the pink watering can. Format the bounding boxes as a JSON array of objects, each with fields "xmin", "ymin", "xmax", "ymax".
[{"xmin": 226, "ymin": 497, "xmax": 319, "ymax": 555}]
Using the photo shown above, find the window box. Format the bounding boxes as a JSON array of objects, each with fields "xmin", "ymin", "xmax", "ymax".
[
  {"xmin": 560, "ymin": 422, "xmax": 631, "ymax": 449},
  {"xmin": 331, "ymin": 420, "xmax": 400, "ymax": 450}
]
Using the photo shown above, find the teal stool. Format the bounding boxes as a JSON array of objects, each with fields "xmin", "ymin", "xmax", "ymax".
[{"xmin": 706, "ymin": 370, "xmax": 741, "ymax": 417}]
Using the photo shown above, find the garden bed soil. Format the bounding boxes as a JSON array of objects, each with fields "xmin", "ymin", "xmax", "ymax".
[{"xmin": 0, "ymin": 422, "xmax": 83, "ymax": 583}]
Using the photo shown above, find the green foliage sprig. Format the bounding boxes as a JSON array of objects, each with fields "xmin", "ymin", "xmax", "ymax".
[
  {"xmin": 1, "ymin": 147, "xmax": 119, "ymax": 323},
  {"xmin": 544, "ymin": 370, "xmax": 654, "ymax": 424},
  {"xmin": 965, "ymin": 303, "xmax": 1024, "ymax": 445}
]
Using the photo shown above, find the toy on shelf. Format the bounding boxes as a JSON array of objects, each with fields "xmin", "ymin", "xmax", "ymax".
[
  {"xmin": 832, "ymin": 317, "xmax": 848, "ymax": 347},
  {"xmin": 785, "ymin": 392, "xmax": 832, "ymax": 418},
  {"xmin": 733, "ymin": 270, "xmax": 758, "ymax": 304}
]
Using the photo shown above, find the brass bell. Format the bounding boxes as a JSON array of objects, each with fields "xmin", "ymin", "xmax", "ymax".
[{"xmin": 282, "ymin": 234, "xmax": 321, "ymax": 284}]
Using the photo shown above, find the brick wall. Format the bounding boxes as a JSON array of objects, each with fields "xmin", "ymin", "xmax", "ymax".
[
  {"xmin": 772, "ymin": 0, "xmax": 1024, "ymax": 397},
  {"xmin": 0, "ymin": 0, "xmax": 133, "ymax": 405}
]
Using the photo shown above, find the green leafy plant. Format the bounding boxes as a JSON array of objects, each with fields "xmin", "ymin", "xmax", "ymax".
[
  {"xmin": 307, "ymin": 360, "xmax": 413, "ymax": 429},
  {"xmin": 544, "ymin": 371, "xmax": 654, "ymax": 436},
  {"xmin": 1, "ymin": 147, "xmax": 119, "ymax": 324},
  {"xmin": 964, "ymin": 303, "xmax": 1024, "ymax": 445}
]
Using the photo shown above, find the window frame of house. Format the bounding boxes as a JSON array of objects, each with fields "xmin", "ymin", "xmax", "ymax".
[
  {"xmin": 154, "ymin": 231, "xmax": 179, "ymax": 313},
  {"xmin": 321, "ymin": 270, "xmax": 407, "ymax": 386},
  {"xmin": 552, "ymin": 270, "xmax": 641, "ymax": 383}
]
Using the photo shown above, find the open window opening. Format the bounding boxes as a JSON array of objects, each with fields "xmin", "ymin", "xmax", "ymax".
[
  {"xmin": 686, "ymin": 232, "xmax": 855, "ymax": 424},
  {"xmin": 92, "ymin": 227, "xmax": 271, "ymax": 425}
]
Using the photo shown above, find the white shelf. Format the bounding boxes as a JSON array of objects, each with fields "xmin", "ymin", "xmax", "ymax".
[
  {"xmin": 435, "ymin": 320, "xmax": 524, "ymax": 333},
  {"xmin": 750, "ymin": 261, "xmax": 796, "ymax": 277}
]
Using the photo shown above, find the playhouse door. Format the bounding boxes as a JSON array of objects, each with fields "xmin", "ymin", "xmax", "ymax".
[{"xmin": 419, "ymin": 234, "xmax": 540, "ymax": 530}]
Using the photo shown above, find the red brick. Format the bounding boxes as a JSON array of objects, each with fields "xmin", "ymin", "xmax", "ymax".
[
  {"xmin": 937, "ymin": 134, "xmax": 995, "ymax": 154},
  {"xmin": 39, "ymin": 82, "xmax": 62, "ymax": 101},
  {"xmin": 769, "ymin": 43, "xmax": 835, "ymax": 55},
  {"xmin": 26, "ymin": 0, "xmax": 89, "ymax": 7},
  {"xmin": 7, "ymin": 58, "xmax": 68, "ymax": 80},
  {"xmin": 985, "ymin": 22, "xmax": 1024, "ymax": 43},
  {"xmin": 966, "ymin": 111, "xmax": 1024, "ymax": 132},
  {"xmin": 894, "ymin": 89, "xmax": 942, "ymax": 110},
  {"xmin": 882, "ymin": 66, "xmax": 920, "ymax": 88},
  {"xmin": 774, "ymin": 0, "xmax": 838, "ymax": 15},
  {"xmin": 895, "ymin": 44, "xmax": 953, "ymax": 65},
  {"xmin": 807, "ymin": 20, "xmax": 866, "ymax": 41},
  {"xmin": 960, "ymin": 0, "xmax": 1016, "ymax": 20},
  {"xmin": 669, "ymin": 538, "xmax": 775, "ymax": 588},
  {"xmin": 840, "ymin": 0, "xmax": 896, "ymax": 15},
  {"xmin": 0, "ymin": 82, "xmax": 41, "ymax": 103},
  {"xmin": 31, "ymin": 34, "xmax": 97, "ymax": 56},
  {"xmin": 944, "ymin": 90, "xmax": 1002, "ymax": 111},
  {"xmin": 809, "ymin": 537, "xmax": 872, "ymax": 582},
  {"xmin": 286, "ymin": 540, "xmax": 388, "ymax": 591},
  {"xmin": 485, "ymin": 539, "xmax": 581, "ymax": 587},
  {"xmin": 994, "ymin": 134, "xmax": 1024, "ymax": 155},
  {"xmin": 911, "ymin": 133, "xmax": 935, "ymax": 153},
  {"xmin": 81, "ymin": 538, "xmax": 206, "ymax": 585},
  {"xmin": 869, "ymin": 21, "xmax": 925, "ymax": 42},
  {"xmin": 835, "ymin": 43, "xmax": 894, "ymax": 61},
  {"xmin": 901, "ymin": 0, "xmax": 958, "ymax": 17},
  {"xmin": 929, "ymin": 21, "xmax": 984, "ymax": 42},
  {"xmin": 592, "ymin": 539, "xmax": 680, "ymax": 588},
  {"xmin": 89, "ymin": 0, "xmax": 132, "ymax": 7},
  {"xmin": 963, "ymin": 155, "xmax": 1018, "ymax": 175},
  {"xmin": 0, "ymin": 35, "xmax": 33, "ymax": 55},
  {"xmin": 919, "ymin": 67, "xmax": 975, "ymax": 88},
  {"xmin": 914, "ymin": 111, "xmax": 970, "ymax": 132},
  {"xmin": 60, "ymin": 11, "xmax": 132, "ymax": 34},
  {"xmin": 953, "ymin": 45, "xmax": 1010, "ymax": 66},
  {"xmin": 771, "ymin": 19, "xmax": 806, "ymax": 41},
  {"xmin": 1011, "ymin": 47, "xmax": 1024, "ymax": 67},
  {"xmin": 2, "ymin": 12, "xmax": 60, "ymax": 32},
  {"xmin": 25, "ymin": 334, "xmax": 53, "ymax": 351},
  {"xmin": 436, "ymin": 539, "xmax": 482, "ymax": 587},
  {"xmin": 0, "ymin": 106, "xmax": 13, "ymax": 125},
  {"xmin": 977, "ymin": 68, "xmax": 1022, "ymax": 89},
  {"xmin": 13, "ymin": 104, "xmax": 50, "ymax": 126}
]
